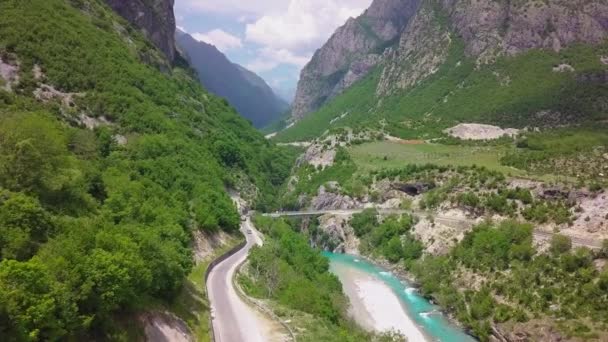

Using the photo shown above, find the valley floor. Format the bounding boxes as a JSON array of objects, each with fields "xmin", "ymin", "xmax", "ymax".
[{"xmin": 329, "ymin": 257, "xmax": 428, "ymax": 341}]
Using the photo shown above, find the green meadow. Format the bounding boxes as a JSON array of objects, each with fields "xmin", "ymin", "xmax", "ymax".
[{"xmin": 349, "ymin": 141, "xmax": 525, "ymax": 176}]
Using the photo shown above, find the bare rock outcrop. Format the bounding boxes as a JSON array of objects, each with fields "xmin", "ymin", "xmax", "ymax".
[
  {"xmin": 291, "ymin": 0, "xmax": 421, "ymax": 119},
  {"xmin": 316, "ymin": 214, "xmax": 360, "ymax": 254},
  {"xmin": 569, "ymin": 192, "xmax": 608, "ymax": 236},
  {"xmin": 192, "ymin": 230, "xmax": 232, "ymax": 263},
  {"xmin": 311, "ymin": 184, "xmax": 359, "ymax": 211},
  {"xmin": 104, "ymin": 0, "xmax": 176, "ymax": 62},
  {"xmin": 291, "ymin": 0, "xmax": 608, "ymax": 121},
  {"xmin": 377, "ymin": 2, "xmax": 451, "ymax": 96},
  {"xmin": 140, "ymin": 312, "xmax": 192, "ymax": 342},
  {"xmin": 33, "ymin": 84, "xmax": 84, "ymax": 108},
  {"xmin": 443, "ymin": 0, "xmax": 608, "ymax": 64},
  {"xmin": 297, "ymin": 143, "xmax": 337, "ymax": 168},
  {"xmin": 0, "ymin": 56, "xmax": 19, "ymax": 91},
  {"xmin": 412, "ymin": 209, "xmax": 475, "ymax": 255},
  {"xmin": 494, "ymin": 319, "xmax": 567, "ymax": 342},
  {"xmin": 444, "ymin": 123, "xmax": 519, "ymax": 140}
]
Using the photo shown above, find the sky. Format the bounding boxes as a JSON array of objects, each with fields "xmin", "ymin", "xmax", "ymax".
[{"xmin": 174, "ymin": 0, "xmax": 373, "ymax": 102}]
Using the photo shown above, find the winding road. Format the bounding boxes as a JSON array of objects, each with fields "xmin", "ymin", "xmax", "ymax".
[{"xmin": 207, "ymin": 218, "xmax": 278, "ymax": 342}]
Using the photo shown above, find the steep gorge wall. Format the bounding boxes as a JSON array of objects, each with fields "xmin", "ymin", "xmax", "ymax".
[
  {"xmin": 292, "ymin": 0, "xmax": 608, "ymax": 121},
  {"xmin": 291, "ymin": 0, "xmax": 421, "ymax": 120},
  {"xmin": 104, "ymin": 0, "xmax": 176, "ymax": 62},
  {"xmin": 441, "ymin": 0, "xmax": 608, "ymax": 64}
]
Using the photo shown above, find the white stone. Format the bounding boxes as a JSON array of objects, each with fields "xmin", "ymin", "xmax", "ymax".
[
  {"xmin": 444, "ymin": 123, "xmax": 519, "ymax": 140},
  {"xmin": 552, "ymin": 63, "xmax": 575, "ymax": 73}
]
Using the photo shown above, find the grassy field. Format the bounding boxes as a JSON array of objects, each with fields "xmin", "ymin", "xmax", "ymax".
[{"xmin": 349, "ymin": 141, "xmax": 524, "ymax": 176}]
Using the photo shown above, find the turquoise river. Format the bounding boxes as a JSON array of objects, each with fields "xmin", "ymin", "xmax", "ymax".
[{"xmin": 323, "ymin": 252, "xmax": 476, "ymax": 342}]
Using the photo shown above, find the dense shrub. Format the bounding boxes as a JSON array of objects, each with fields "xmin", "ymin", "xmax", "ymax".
[
  {"xmin": 412, "ymin": 221, "xmax": 608, "ymax": 341},
  {"xmin": 248, "ymin": 216, "xmax": 345, "ymax": 323},
  {"xmin": 550, "ymin": 234, "xmax": 573, "ymax": 255},
  {"xmin": 350, "ymin": 209, "xmax": 378, "ymax": 237}
]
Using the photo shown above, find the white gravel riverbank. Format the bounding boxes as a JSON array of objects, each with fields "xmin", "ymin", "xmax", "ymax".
[{"xmin": 329, "ymin": 261, "xmax": 428, "ymax": 341}]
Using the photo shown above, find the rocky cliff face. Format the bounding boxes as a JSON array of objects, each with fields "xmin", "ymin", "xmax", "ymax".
[
  {"xmin": 104, "ymin": 0, "xmax": 176, "ymax": 62},
  {"xmin": 377, "ymin": 2, "xmax": 451, "ymax": 96},
  {"xmin": 443, "ymin": 0, "xmax": 608, "ymax": 64},
  {"xmin": 292, "ymin": 0, "xmax": 608, "ymax": 120},
  {"xmin": 291, "ymin": 0, "xmax": 421, "ymax": 120}
]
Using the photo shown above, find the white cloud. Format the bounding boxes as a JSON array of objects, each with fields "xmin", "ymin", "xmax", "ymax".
[
  {"xmin": 246, "ymin": 59, "xmax": 279, "ymax": 73},
  {"xmin": 175, "ymin": 0, "xmax": 374, "ymax": 80},
  {"xmin": 245, "ymin": 0, "xmax": 371, "ymax": 53},
  {"xmin": 237, "ymin": 15, "xmax": 254, "ymax": 24},
  {"xmin": 246, "ymin": 47, "xmax": 311, "ymax": 72},
  {"xmin": 176, "ymin": 25, "xmax": 186, "ymax": 32},
  {"xmin": 191, "ymin": 29, "xmax": 243, "ymax": 52},
  {"xmin": 176, "ymin": 0, "xmax": 288, "ymax": 16}
]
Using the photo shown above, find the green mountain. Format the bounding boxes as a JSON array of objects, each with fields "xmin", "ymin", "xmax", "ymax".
[
  {"xmin": 176, "ymin": 31, "xmax": 290, "ymax": 128},
  {"xmin": 273, "ymin": 2, "xmax": 608, "ymax": 340},
  {"xmin": 279, "ymin": 0, "xmax": 608, "ymax": 142},
  {"xmin": 0, "ymin": 0, "xmax": 294, "ymax": 339}
]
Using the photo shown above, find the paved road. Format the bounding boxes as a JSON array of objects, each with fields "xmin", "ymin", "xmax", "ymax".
[
  {"xmin": 264, "ymin": 209, "xmax": 603, "ymax": 249},
  {"xmin": 207, "ymin": 218, "xmax": 268, "ymax": 342}
]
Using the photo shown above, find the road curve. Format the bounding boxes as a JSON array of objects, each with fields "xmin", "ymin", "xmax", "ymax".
[{"xmin": 207, "ymin": 218, "xmax": 268, "ymax": 342}]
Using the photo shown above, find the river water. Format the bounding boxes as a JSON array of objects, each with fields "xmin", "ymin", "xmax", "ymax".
[{"xmin": 324, "ymin": 252, "xmax": 476, "ymax": 342}]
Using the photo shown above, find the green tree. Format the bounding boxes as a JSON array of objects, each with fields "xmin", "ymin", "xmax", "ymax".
[
  {"xmin": 213, "ymin": 138, "xmax": 245, "ymax": 168},
  {"xmin": 0, "ymin": 259, "xmax": 78, "ymax": 341},
  {"xmin": 550, "ymin": 234, "xmax": 572, "ymax": 255},
  {"xmin": 83, "ymin": 246, "xmax": 151, "ymax": 315},
  {"xmin": 0, "ymin": 193, "xmax": 54, "ymax": 261},
  {"xmin": 458, "ymin": 192, "xmax": 480, "ymax": 208},
  {"xmin": 384, "ymin": 237, "xmax": 404, "ymax": 263},
  {"xmin": 560, "ymin": 247, "xmax": 593, "ymax": 272},
  {"xmin": 454, "ymin": 221, "xmax": 533, "ymax": 271},
  {"xmin": 0, "ymin": 114, "xmax": 69, "ymax": 194},
  {"xmin": 247, "ymin": 216, "xmax": 344, "ymax": 323},
  {"xmin": 350, "ymin": 209, "xmax": 378, "ymax": 237},
  {"xmin": 599, "ymin": 271, "xmax": 608, "ymax": 292},
  {"xmin": 402, "ymin": 237, "xmax": 424, "ymax": 261},
  {"xmin": 599, "ymin": 239, "xmax": 608, "ymax": 258}
]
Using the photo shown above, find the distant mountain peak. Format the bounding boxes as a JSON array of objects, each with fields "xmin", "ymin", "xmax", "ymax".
[{"xmin": 176, "ymin": 32, "xmax": 288, "ymax": 128}]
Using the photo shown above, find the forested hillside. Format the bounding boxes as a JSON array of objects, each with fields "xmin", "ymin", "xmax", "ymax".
[
  {"xmin": 0, "ymin": 0, "xmax": 294, "ymax": 340},
  {"xmin": 240, "ymin": 216, "xmax": 401, "ymax": 341}
]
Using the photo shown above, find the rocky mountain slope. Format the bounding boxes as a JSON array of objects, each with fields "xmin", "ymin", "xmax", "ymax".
[
  {"xmin": 283, "ymin": 0, "xmax": 608, "ymax": 141},
  {"xmin": 377, "ymin": 0, "xmax": 608, "ymax": 95},
  {"xmin": 176, "ymin": 31, "xmax": 289, "ymax": 128},
  {"xmin": 291, "ymin": 0, "xmax": 421, "ymax": 120},
  {"xmin": 104, "ymin": 0, "xmax": 176, "ymax": 62}
]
